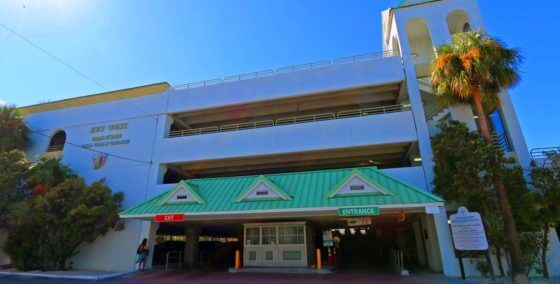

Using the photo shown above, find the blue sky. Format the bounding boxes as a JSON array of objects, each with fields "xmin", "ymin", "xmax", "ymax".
[{"xmin": 0, "ymin": 0, "xmax": 558, "ymax": 150}]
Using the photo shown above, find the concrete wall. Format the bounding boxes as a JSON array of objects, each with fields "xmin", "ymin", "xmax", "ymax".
[
  {"xmin": 382, "ymin": 166, "xmax": 428, "ymax": 190},
  {"xmin": 160, "ymin": 111, "xmax": 418, "ymax": 164},
  {"xmin": 22, "ymin": 91, "xmax": 169, "ymax": 271},
  {"xmin": 168, "ymin": 56, "xmax": 404, "ymax": 114}
]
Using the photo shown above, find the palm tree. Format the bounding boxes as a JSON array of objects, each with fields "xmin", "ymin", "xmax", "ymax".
[
  {"xmin": 27, "ymin": 157, "xmax": 75, "ymax": 196},
  {"xmin": 430, "ymin": 31, "xmax": 527, "ymax": 283}
]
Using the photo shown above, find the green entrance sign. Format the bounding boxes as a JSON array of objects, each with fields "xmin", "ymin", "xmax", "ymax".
[{"xmin": 338, "ymin": 206, "xmax": 379, "ymax": 217}]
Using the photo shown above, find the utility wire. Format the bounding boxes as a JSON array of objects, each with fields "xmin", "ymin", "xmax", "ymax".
[
  {"xmin": 32, "ymin": 131, "xmax": 152, "ymax": 165},
  {"xmin": 1, "ymin": 21, "xmax": 161, "ymax": 159},
  {"xmin": 0, "ymin": 22, "xmax": 106, "ymax": 90},
  {"xmin": 0, "ymin": 21, "xmax": 160, "ymax": 121}
]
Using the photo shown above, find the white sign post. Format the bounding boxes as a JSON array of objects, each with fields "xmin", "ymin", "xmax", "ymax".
[
  {"xmin": 450, "ymin": 207, "xmax": 488, "ymax": 251},
  {"xmin": 449, "ymin": 207, "xmax": 494, "ymax": 280}
]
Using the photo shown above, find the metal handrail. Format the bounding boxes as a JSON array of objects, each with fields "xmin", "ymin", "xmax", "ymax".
[
  {"xmin": 168, "ymin": 104, "xmax": 411, "ymax": 138},
  {"xmin": 47, "ymin": 145, "xmax": 64, "ymax": 152},
  {"xmin": 172, "ymin": 50, "xmax": 398, "ymax": 90},
  {"xmin": 275, "ymin": 113, "xmax": 336, "ymax": 126},
  {"xmin": 337, "ymin": 104, "xmax": 410, "ymax": 119},
  {"xmin": 388, "ymin": 249, "xmax": 405, "ymax": 274},
  {"xmin": 333, "ymin": 50, "xmax": 398, "ymax": 65},
  {"xmin": 169, "ymin": 126, "xmax": 219, "ymax": 137},
  {"xmin": 165, "ymin": 250, "xmax": 183, "ymax": 270},
  {"xmin": 224, "ymin": 70, "xmax": 274, "ymax": 83},
  {"xmin": 530, "ymin": 147, "xmax": 560, "ymax": 160},
  {"xmin": 174, "ymin": 78, "xmax": 222, "ymax": 90},
  {"xmin": 220, "ymin": 120, "xmax": 274, "ymax": 132},
  {"xmin": 276, "ymin": 60, "xmax": 331, "ymax": 74}
]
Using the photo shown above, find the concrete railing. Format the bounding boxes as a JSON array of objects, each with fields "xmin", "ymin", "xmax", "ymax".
[{"xmin": 173, "ymin": 50, "xmax": 399, "ymax": 90}]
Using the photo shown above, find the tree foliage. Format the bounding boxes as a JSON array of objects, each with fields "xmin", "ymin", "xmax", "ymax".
[
  {"xmin": 430, "ymin": 31, "xmax": 522, "ymax": 106},
  {"xmin": 432, "ymin": 120, "xmax": 494, "ymax": 208},
  {"xmin": 432, "ymin": 120, "xmax": 540, "ymax": 277},
  {"xmin": 0, "ymin": 105, "xmax": 29, "ymax": 152},
  {"xmin": 4, "ymin": 176, "xmax": 124, "ymax": 270},
  {"xmin": 0, "ymin": 150, "xmax": 31, "ymax": 228},
  {"xmin": 27, "ymin": 157, "xmax": 75, "ymax": 196},
  {"xmin": 529, "ymin": 154, "xmax": 560, "ymax": 278},
  {"xmin": 430, "ymin": 31, "xmax": 527, "ymax": 283}
]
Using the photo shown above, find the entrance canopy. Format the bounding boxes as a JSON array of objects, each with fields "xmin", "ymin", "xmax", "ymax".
[{"xmin": 120, "ymin": 167, "xmax": 444, "ymax": 220}]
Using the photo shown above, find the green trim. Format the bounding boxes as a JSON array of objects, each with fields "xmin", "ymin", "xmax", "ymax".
[
  {"xmin": 239, "ymin": 197, "xmax": 286, "ymax": 202},
  {"xmin": 326, "ymin": 169, "xmax": 393, "ymax": 198},
  {"xmin": 160, "ymin": 180, "xmax": 206, "ymax": 205},
  {"xmin": 329, "ymin": 191, "xmax": 386, "ymax": 198},
  {"xmin": 161, "ymin": 201, "xmax": 199, "ymax": 205},
  {"xmin": 235, "ymin": 175, "xmax": 292, "ymax": 203}
]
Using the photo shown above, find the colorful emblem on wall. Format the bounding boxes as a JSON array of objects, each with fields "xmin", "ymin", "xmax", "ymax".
[{"xmin": 93, "ymin": 153, "xmax": 107, "ymax": 170}]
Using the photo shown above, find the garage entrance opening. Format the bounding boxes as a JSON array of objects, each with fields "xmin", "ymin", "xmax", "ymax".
[
  {"xmin": 152, "ymin": 223, "xmax": 242, "ymax": 269},
  {"xmin": 314, "ymin": 213, "xmax": 427, "ymax": 274},
  {"xmin": 153, "ymin": 223, "xmax": 186, "ymax": 266},
  {"xmin": 198, "ymin": 228, "xmax": 242, "ymax": 269}
]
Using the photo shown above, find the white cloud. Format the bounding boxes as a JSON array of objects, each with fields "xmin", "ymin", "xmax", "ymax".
[{"xmin": 0, "ymin": 99, "xmax": 6, "ymax": 106}]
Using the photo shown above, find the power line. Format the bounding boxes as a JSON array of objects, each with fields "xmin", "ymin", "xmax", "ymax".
[
  {"xmin": 32, "ymin": 131, "xmax": 152, "ymax": 165},
  {"xmin": 0, "ymin": 22, "xmax": 107, "ymax": 90},
  {"xmin": 0, "ymin": 21, "xmax": 161, "ymax": 121}
]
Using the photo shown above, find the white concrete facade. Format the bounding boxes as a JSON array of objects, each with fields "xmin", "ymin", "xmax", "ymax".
[{"xmin": 2, "ymin": 0, "xmax": 555, "ymax": 278}]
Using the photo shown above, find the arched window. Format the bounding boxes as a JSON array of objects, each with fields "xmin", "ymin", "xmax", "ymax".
[
  {"xmin": 48, "ymin": 131, "xmax": 66, "ymax": 152},
  {"xmin": 406, "ymin": 18, "xmax": 435, "ymax": 77},
  {"xmin": 446, "ymin": 11, "xmax": 472, "ymax": 35}
]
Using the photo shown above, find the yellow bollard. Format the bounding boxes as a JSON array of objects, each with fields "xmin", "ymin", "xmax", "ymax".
[
  {"xmin": 235, "ymin": 250, "xmax": 240, "ymax": 271},
  {"xmin": 316, "ymin": 248, "xmax": 322, "ymax": 270}
]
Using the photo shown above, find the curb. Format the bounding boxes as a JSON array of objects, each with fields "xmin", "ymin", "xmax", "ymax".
[{"xmin": 0, "ymin": 270, "xmax": 128, "ymax": 280}]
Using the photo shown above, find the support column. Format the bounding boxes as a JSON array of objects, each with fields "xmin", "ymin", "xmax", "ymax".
[
  {"xmin": 412, "ymin": 220, "xmax": 427, "ymax": 266},
  {"xmin": 306, "ymin": 223, "xmax": 316, "ymax": 267},
  {"xmin": 546, "ymin": 227, "xmax": 560, "ymax": 277},
  {"xmin": 429, "ymin": 210, "xmax": 461, "ymax": 276},
  {"xmin": 184, "ymin": 226, "xmax": 201, "ymax": 267},
  {"xmin": 138, "ymin": 221, "xmax": 160, "ymax": 270},
  {"xmin": 395, "ymin": 21, "xmax": 436, "ymax": 191}
]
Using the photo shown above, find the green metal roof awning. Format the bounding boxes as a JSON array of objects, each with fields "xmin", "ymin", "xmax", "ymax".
[{"xmin": 120, "ymin": 166, "xmax": 444, "ymax": 219}]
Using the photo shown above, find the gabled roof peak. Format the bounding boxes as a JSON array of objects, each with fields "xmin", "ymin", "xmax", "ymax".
[{"xmin": 235, "ymin": 175, "xmax": 292, "ymax": 202}]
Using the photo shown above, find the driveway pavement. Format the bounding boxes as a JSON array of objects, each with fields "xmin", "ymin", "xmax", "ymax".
[{"xmin": 0, "ymin": 268, "xmax": 483, "ymax": 284}]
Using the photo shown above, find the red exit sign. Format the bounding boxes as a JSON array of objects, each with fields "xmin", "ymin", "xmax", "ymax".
[{"xmin": 155, "ymin": 214, "xmax": 185, "ymax": 222}]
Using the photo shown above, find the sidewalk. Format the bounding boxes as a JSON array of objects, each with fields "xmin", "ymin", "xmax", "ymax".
[{"xmin": 0, "ymin": 268, "xmax": 128, "ymax": 280}]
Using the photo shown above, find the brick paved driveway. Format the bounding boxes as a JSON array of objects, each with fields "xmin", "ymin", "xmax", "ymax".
[{"xmin": 106, "ymin": 268, "xmax": 478, "ymax": 284}]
